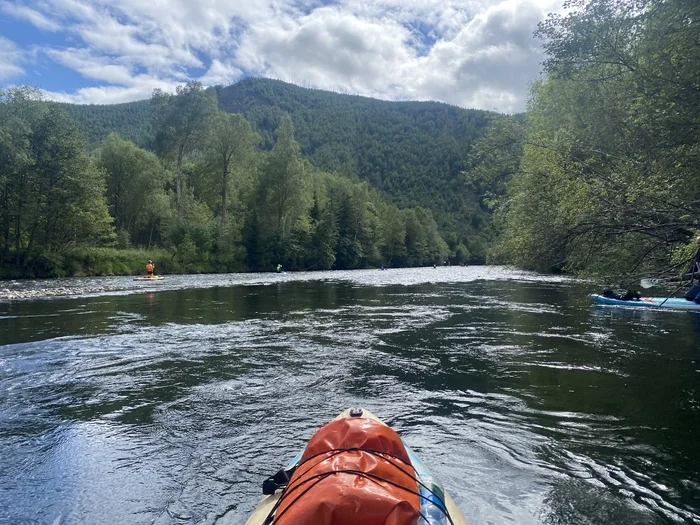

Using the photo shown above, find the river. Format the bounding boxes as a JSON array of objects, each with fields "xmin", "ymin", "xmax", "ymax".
[{"xmin": 1, "ymin": 267, "xmax": 699, "ymax": 525}]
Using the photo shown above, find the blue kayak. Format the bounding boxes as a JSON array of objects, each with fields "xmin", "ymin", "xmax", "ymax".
[{"xmin": 590, "ymin": 294, "xmax": 700, "ymax": 310}]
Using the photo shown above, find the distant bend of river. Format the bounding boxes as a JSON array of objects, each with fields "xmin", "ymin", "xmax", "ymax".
[{"xmin": 1, "ymin": 266, "xmax": 699, "ymax": 525}]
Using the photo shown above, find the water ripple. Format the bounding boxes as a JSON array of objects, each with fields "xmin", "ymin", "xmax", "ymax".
[{"xmin": 1, "ymin": 269, "xmax": 698, "ymax": 525}]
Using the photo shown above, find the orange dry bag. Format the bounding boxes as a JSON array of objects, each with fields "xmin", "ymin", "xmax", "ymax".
[{"xmin": 273, "ymin": 417, "xmax": 422, "ymax": 525}]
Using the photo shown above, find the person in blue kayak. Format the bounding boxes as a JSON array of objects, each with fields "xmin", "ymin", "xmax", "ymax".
[{"xmin": 684, "ymin": 236, "xmax": 700, "ymax": 303}]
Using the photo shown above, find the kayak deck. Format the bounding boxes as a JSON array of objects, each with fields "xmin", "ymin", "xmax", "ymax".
[
  {"xmin": 244, "ymin": 408, "xmax": 469, "ymax": 525},
  {"xmin": 590, "ymin": 294, "xmax": 700, "ymax": 310}
]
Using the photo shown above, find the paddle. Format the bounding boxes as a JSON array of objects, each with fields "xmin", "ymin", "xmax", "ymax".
[
  {"xmin": 640, "ymin": 272, "xmax": 694, "ymax": 289},
  {"xmin": 640, "ymin": 277, "xmax": 660, "ymax": 289},
  {"xmin": 639, "ymin": 251, "xmax": 697, "ymax": 288},
  {"xmin": 657, "ymin": 280, "xmax": 690, "ymax": 307},
  {"xmin": 657, "ymin": 251, "xmax": 698, "ymax": 306}
]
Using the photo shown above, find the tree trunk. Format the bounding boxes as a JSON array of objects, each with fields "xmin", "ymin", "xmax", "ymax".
[
  {"xmin": 14, "ymin": 200, "xmax": 21, "ymax": 265},
  {"xmin": 221, "ymin": 161, "xmax": 228, "ymax": 225},
  {"xmin": 115, "ymin": 180, "xmax": 123, "ymax": 232},
  {"xmin": 177, "ymin": 143, "xmax": 184, "ymax": 220},
  {"xmin": 27, "ymin": 218, "xmax": 39, "ymax": 253},
  {"xmin": 2, "ymin": 191, "xmax": 9, "ymax": 255}
]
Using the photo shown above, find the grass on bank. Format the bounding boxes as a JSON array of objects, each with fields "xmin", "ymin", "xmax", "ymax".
[{"xmin": 0, "ymin": 247, "xmax": 228, "ymax": 279}]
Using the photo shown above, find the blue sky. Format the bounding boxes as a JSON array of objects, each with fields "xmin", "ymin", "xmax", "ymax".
[{"xmin": 0, "ymin": 0, "xmax": 562, "ymax": 112}]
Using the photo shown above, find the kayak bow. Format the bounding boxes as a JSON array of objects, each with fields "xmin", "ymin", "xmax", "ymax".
[{"xmin": 245, "ymin": 408, "xmax": 468, "ymax": 525}]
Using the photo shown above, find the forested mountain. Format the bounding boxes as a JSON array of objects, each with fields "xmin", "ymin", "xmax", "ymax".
[
  {"xmin": 59, "ymin": 79, "xmax": 496, "ymax": 261},
  {"xmin": 6, "ymin": 0, "xmax": 690, "ymax": 280},
  {"xmin": 57, "ymin": 100, "xmax": 152, "ymax": 149},
  {"xmin": 1, "ymin": 84, "xmax": 455, "ymax": 278},
  {"xmin": 217, "ymin": 79, "xmax": 492, "ymax": 218}
]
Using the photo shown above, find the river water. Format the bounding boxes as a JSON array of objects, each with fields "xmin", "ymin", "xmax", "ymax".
[{"xmin": 1, "ymin": 267, "xmax": 699, "ymax": 525}]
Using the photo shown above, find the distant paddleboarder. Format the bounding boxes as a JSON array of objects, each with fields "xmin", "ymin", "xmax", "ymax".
[
  {"xmin": 276, "ymin": 263, "xmax": 282, "ymax": 273},
  {"xmin": 146, "ymin": 260, "xmax": 155, "ymax": 277}
]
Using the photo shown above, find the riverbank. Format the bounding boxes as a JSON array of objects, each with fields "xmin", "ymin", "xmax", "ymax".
[
  {"xmin": 0, "ymin": 286, "xmax": 107, "ymax": 300},
  {"xmin": 0, "ymin": 247, "xmax": 192, "ymax": 279}
]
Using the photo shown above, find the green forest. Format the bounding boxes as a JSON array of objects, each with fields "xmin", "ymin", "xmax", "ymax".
[
  {"xmin": 471, "ymin": 0, "xmax": 700, "ymax": 280},
  {"xmin": 55, "ymin": 78, "xmax": 497, "ymax": 264},
  {"xmin": 0, "ymin": 84, "xmax": 455, "ymax": 278},
  {"xmin": 1, "ymin": 0, "xmax": 697, "ymax": 280}
]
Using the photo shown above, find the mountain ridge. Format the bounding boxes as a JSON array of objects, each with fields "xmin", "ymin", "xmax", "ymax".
[{"xmin": 57, "ymin": 77, "xmax": 498, "ymax": 259}]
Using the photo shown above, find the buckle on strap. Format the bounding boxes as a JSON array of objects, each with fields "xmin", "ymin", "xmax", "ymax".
[{"xmin": 262, "ymin": 465, "xmax": 297, "ymax": 495}]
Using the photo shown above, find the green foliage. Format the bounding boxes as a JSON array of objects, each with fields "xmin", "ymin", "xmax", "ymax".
[
  {"xmin": 307, "ymin": 189, "xmax": 339, "ymax": 270},
  {"xmin": 57, "ymin": 100, "xmax": 152, "ymax": 149},
  {"xmin": 152, "ymin": 82, "xmax": 218, "ymax": 219},
  {"xmin": 218, "ymin": 78, "xmax": 495, "ymax": 260},
  {"xmin": 15, "ymin": 2, "xmax": 695, "ymax": 278},
  {"xmin": 67, "ymin": 246, "xmax": 171, "ymax": 276},
  {"xmin": 0, "ymin": 246, "xmax": 175, "ymax": 279},
  {"xmin": 2, "ymin": 81, "xmax": 480, "ymax": 277},
  {"xmin": 251, "ymin": 114, "xmax": 313, "ymax": 268},
  {"xmin": 0, "ymin": 89, "xmax": 115, "ymax": 275},
  {"xmin": 97, "ymin": 133, "xmax": 170, "ymax": 246},
  {"xmin": 206, "ymin": 111, "xmax": 260, "ymax": 224},
  {"xmin": 40, "ymin": 78, "xmax": 499, "ymax": 266},
  {"xmin": 491, "ymin": 0, "xmax": 700, "ymax": 276},
  {"xmin": 176, "ymin": 233, "xmax": 197, "ymax": 266}
]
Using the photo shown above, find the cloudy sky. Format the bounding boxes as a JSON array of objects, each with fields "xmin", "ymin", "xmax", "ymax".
[{"xmin": 0, "ymin": 0, "xmax": 563, "ymax": 112}]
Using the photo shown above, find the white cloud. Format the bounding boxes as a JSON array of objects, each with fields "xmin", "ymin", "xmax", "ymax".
[
  {"xmin": 1, "ymin": 0, "xmax": 564, "ymax": 110},
  {"xmin": 45, "ymin": 48, "xmax": 131, "ymax": 84},
  {"xmin": 237, "ymin": 8, "xmax": 415, "ymax": 94},
  {"xmin": 41, "ymin": 46, "xmax": 182, "ymax": 103},
  {"xmin": 200, "ymin": 60, "xmax": 243, "ymax": 86},
  {"xmin": 0, "ymin": 1, "xmax": 61, "ymax": 31},
  {"xmin": 402, "ymin": 0, "xmax": 552, "ymax": 110},
  {"xmin": 0, "ymin": 37, "xmax": 25, "ymax": 80},
  {"xmin": 43, "ymin": 84, "xmax": 173, "ymax": 104},
  {"xmin": 236, "ymin": 0, "xmax": 559, "ymax": 111}
]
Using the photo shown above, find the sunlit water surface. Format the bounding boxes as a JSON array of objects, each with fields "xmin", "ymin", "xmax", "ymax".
[{"xmin": 1, "ymin": 267, "xmax": 699, "ymax": 525}]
